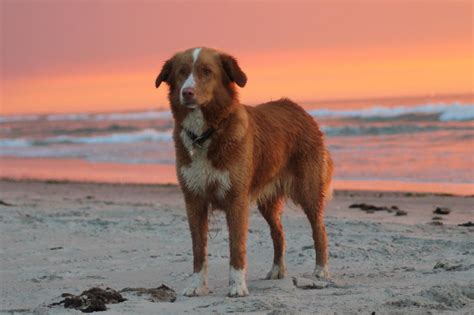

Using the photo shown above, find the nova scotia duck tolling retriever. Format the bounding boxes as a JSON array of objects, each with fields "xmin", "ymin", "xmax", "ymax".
[{"xmin": 155, "ymin": 47, "xmax": 333, "ymax": 297}]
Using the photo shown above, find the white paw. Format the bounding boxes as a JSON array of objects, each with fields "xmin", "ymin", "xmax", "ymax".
[
  {"xmin": 228, "ymin": 266, "xmax": 249, "ymax": 297},
  {"xmin": 228, "ymin": 282, "xmax": 249, "ymax": 297},
  {"xmin": 266, "ymin": 263, "xmax": 287, "ymax": 280},
  {"xmin": 313, "ymin": 265, "xmax": 330, "ymax": 279},
  {"xmin": 182, "ymin": 284, "xmax": 209, "ymax": 297},
  {"xmin": 183, "ymin": 269, "xmax": 209, "ymax": 297}
]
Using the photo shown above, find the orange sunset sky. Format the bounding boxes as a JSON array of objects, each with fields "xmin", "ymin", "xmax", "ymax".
[{"xmin": 1, "ymin": 1, "xmax": 472, "ymax": 115}]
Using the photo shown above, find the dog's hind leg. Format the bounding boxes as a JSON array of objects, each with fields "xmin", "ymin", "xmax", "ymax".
[
  {"xmin": 183, "ymin": 197, "xmax": 210, "ymax": 296},
  {"xmin": 257, "ymin": 196, "xmax": 287, "ymax": 279},
  {"xmin": 295, "ymin": 185, "xmax": 330, "ymax": 278},
  {"xmin": 306, "ymin": 199, "xmax": 330, "ymax": 278},
  {"xmin": 292, "ymin": 175, "xmax": 329, "ymax": 278},
  {"xmin": 292, "ymin": 148, "xmax": 333, "ymax": 279}
]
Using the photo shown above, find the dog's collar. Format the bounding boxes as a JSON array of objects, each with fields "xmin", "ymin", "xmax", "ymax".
[{"xmin": 184, "ymin": 127, "xmax": 215, "ymax": 148}]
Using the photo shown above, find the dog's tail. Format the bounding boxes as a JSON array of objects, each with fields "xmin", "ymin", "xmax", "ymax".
[{"xmin": 322, "ymin": 149, "xmax": 334, "ymax": 201}]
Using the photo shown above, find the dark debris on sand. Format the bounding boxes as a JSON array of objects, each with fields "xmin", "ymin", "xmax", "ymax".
[
  {"xmin": 433, "ymin": 261, "xmax": 465, "ymax": 271},
  {"xmin": 0, "ymin": 200, "xmax": 14, "ymax": 206},
  {"xmin": 51, "ymin": 287, "xmax": 125, "ymax": 313},
  {"xmin": 349, "ymin": 203, "xmax": 404, "ymax": 215},
  {"xmin": 50, "ymin": 285, "xmax": 176, "ymax": 313},
  {"xmin": 120, "ymin": 284, "xmax": 177, "ymax": 302},
  {"xmin": 395, "ymin": 210, "xmax": 408, "ymax": 216},
  {"xmin": 433, "ymin": 207, "xmax": 451, "ymax": 215},
  {"xmin": 458, "ymin": 221, "xmax": 474, "ymax": 227}
]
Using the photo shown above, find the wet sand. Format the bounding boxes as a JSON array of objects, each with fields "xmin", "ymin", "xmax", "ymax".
[
  {"xmin": 0, "ymin": 180, "xmax": 473, "ymax": 314},
  {"xmin": 2, "ymin": 156, "xmax": 473, "ymax": 196}
]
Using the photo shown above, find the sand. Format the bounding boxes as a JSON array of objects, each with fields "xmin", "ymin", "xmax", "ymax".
[{"xmin": 0, "ymin": 180, "xmax": 473, "ymax": 314}]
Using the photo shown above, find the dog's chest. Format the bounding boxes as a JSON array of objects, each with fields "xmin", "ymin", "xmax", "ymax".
[{"xmin": 179, "ymin": 109, "xmax": 231, "ymax": 199}]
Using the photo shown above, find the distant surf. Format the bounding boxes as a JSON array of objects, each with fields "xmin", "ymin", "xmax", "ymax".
[
  {"xmin": 308, "ymin": 103, "xmax": 474, "ymax": 122},
  {"xmin": 1, "ymin": 103, "xmax": 472, "ymax": 124},
  {"xmin": 2, "ymin": 123, "xmax": 472, "ymax": 149},
  {"xmin": 0, "ymin": 129, "xmax": 172, "ymax": 147},
  {"xmin": 0, "ymin": 110, "xmax": 172, "ymax": 123}
]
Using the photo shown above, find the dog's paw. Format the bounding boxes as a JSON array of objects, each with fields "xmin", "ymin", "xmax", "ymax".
[
  {"xmin": 182, "ymin": 271, "xmax": 209, "ymax": 297},
  {"xmin": 265, "ymin": 263, "xmax": 287, "ymax": 280},
  {"xmin": 182, "ymin": 284, "xmax": 209, "ymax": 297},
  {"xmin": 313, "ymin": 265, "xmax": 330, "ymax": 279},
  {"xmin": 228, "ymin": 267, "xmax": 249, "ymax": 297},
  {"xmin": 228, "ymin": 282, "xmax": 249, "ymax": 297}
]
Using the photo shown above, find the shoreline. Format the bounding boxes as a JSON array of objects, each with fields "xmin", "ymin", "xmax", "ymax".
[
  {"xmin": 1, "ymin": 156, "xmax": 473, "ymax": 196},
  {"xmin": 1, "ymin": 175, "xmax": 473, "ymax": 199},
  {"xmin": 1, "ymin": 179, "xmax": 472, "ymax": 226}
]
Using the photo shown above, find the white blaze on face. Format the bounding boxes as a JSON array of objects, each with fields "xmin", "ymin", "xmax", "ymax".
[
  {"xmin": 192, "ymin": 47, "xmax": 202, "ymax": 62},
  {"xmin": 180, "ymin": 48, "xmax": 202, "ymax": 105}
]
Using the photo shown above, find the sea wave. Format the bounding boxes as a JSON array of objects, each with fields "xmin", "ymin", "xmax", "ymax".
[
  {"xmin": 2, "ymin": 124, "xmax": 471, "ymax": 148},
  {"xmin": 321, "ymin": 124, "xmax": 472, "ymax": 137},
  {"xmin": 308, "ymin": 103, "xmax": 474, "ymax": 121},
  {"xmin": 0, "ymin": 115, "xmax": 41, "ymax": 123},
  {"xmin": 0, "ymin": 129, "xmax": 172, "ymax": 147},
  {"xmin": 0, "ymin": 110, "xmax": 172, "ymax": 123},
  {"xmin": 1, "ymin": 103, "xmax": 472, "ymax": 124},
  {"xmin": 50, "ymin": 124, "xmax": 141, "ymax": 136}
]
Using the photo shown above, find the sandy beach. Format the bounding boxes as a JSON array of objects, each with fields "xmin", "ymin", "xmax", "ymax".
[
  {"xmin": 2, "ymin": 1, "xmax": 472, "ymax": 314},
  {"xmin": 0, "ymin": 179, "xmax": 472, "ymax": 314}
]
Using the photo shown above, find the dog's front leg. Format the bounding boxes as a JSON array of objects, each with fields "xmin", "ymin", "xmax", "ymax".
[
  {"xmin": 183, "ymin": 198, "xmax": 209, "ymax": 297},
  {"xmin": 225, "ymin": 197, "xmax": 250, "ymax": 297}
]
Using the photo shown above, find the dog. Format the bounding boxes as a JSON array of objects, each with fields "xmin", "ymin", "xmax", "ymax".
[{"xmin": 155, "ymin": 47, "xmax": 333, "ymax": 297}]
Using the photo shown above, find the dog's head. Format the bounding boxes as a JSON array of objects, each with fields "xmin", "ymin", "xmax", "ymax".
[{"xmin": 155, "ymin": 47, "xmax": 247, "ymax": 110}]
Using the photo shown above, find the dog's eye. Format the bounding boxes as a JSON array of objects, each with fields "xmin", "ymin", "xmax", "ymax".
[
  {"xmin": 202, "ymin": 67, "xmax": 212, "ymax": 76},
  {"xmin": 179, "ymin": 68, "xmax": 188, "ymax": 76}
]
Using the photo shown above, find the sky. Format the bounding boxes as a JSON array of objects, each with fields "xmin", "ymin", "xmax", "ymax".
[{"xmin": 1, "ymin": 0, "xmax": 472, "ymax": 115}]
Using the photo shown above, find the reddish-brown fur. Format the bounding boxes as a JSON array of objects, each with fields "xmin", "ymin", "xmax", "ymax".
[{"xmin": 156, "ymin": 47, "xmax": 333, "ymax": 297}]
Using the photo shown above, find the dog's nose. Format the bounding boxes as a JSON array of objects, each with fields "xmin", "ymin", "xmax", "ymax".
[{"xmin": 182, "ymin": 87, "xmax": 195, "ymax": 100}]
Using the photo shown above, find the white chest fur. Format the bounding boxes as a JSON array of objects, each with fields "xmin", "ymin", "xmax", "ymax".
[{"xmin": 179, "ymin": 109, "xmax": 231, "ymax": 199}]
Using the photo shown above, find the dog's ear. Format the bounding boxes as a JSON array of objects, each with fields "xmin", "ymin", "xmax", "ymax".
[
  {"xmin": 155, "ymin": 58, "xmax": 174, "ymax": 88},
  {"xmin": 220, "ymin": 53, "xmax": 247, "ymax": 88}
]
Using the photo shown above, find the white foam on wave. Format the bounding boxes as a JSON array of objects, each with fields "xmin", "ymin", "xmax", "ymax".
[
  {"xmin": 49, "ymin": 128, "xmax": 172, "ymax": 144},
  {"xmin": 0, "ymin": 115, "xmax": 40, "ymax": 123},
  {"xmin": 308, "ymin": 103, "xmax": 474, "ymax": 121},
  {"xmin": 93, "ymin": 111, "xmax": 173, "ymax": 121},
  {"xmin": 1, "ymin": 103, "xmax": 472, "ymax": 123},
  {"xmin": 0, "ymin": 110, "xmax": 172, "ymax": 123},
  {"xmin": 0, "ymin": 138, "xmax": 32, "ymax": 148},
  {"xmin": 47, "ymin": 110, "xmax": 173, "ymax": 122},
  {"xmin": 0, "ymin": 129, "xmax": 172, "ymax": 147},
  {"xmin": 438, "ymin": 104, "xmax": 474, "ymax": 121}
]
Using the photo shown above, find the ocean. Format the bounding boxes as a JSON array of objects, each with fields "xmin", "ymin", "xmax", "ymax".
[{"xmin": 1, "ymin": 96, "xmax": 473, "ymax": 195}]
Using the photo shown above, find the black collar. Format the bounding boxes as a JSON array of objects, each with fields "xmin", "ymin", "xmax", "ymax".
[{"xmin": 185, "ymin": 128, "xmax": 215, "ymax": 148}]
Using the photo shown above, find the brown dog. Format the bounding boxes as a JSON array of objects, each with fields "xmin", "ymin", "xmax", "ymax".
[{"xmin": 155, "ymin": 47, "xmax": 333, "ymax": 297}]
